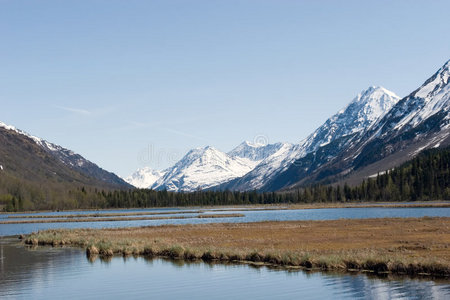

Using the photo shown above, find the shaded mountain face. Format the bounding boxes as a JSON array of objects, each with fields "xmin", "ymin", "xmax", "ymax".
[
  {"xmin": 147, "ymin": 142, "xmax": 285, "ymax": 192},
  {"xmin": 0, "ymin": 121, "xmax": 130, "ymax": 189},
  {"xmin": 219, "ymin": 86, "xmax": 400, "ymax": 191},
  {"xmin": 266, "ymin": 59, "xmax": 450, "ymax": 191}
]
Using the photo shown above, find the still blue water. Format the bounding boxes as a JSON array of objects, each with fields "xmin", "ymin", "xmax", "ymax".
[
  {"xmin": 0, "ymin": 238, "xmax": 448, "ymax": 300},
  {"xmin": 1, "ymin": 206, "xmax": 449, "ymax": 236}
]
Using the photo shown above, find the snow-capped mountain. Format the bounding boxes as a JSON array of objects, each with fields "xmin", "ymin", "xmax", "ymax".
[
  {"xmin": 349, "ymin": 59, "xmax": 450, "ymax": 169},
  {"xmin": 220, "ymin": 86, "xmax": 400, "ymax": 191},
  {"xmin": 150, "ymin": 146, "xmax": 254, "ymax": 192},
  {"xmin": 0, "ymin": 121, "xmax": 130, "ymax": 188},
  {"xmin": 127, "ymin": 142, "xmax": 285, "ymax": 191},
  {"xmin": 300, "ymin": 86, "xmax": 401, "ymax": 152},
  {"xmin": 126, "ymin": 167, "xmax": 166, "ymax": 189},
  {"xmin": 228, "ymin": 141, "xmax": 285, "ymax": 162},
  {"xmin": 147, "ymin": 142, "xmax": 286, "ymax": 192},
  {"xmin": 266, "ymin": 59, "xmax": 450, "ymax": 191},
  {"xmin": 389, "ymin": 60, "xmax": 450, "ymax": 132}
]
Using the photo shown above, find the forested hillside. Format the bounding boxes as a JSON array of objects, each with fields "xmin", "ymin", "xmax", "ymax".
[{"xmin": 3, "ymin": 146, "xmax": 448, "ymax": 211}]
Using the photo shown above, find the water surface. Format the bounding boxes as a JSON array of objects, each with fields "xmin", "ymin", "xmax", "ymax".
[
  {"xmin": 1, "ymin": 206, "xmax": 450, "ymax": 236},
  {"xmin": 0, "ymin": 238, "xmax": 449, "ymax": 300}
]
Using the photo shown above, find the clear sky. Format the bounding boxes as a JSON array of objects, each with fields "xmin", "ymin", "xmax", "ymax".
[{"xmin": 1, "ymin": 0, "xmax": 449, "ymax": 177}]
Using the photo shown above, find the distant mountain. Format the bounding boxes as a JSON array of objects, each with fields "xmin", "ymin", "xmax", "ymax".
[
  {"xmin": 266, "ymin": 59, "xmax": 450, "ymax": 191},
  {"xmin": 219, "ymin": 86, "xmax": 400, "ymax": 191},
  {"xmin": 227, "ymin": 141, "xmax": 285, "ymax": 162},
  {"xmin": 126, "ymin": 167, "xmax": 166, "ymax": 189},
  {"xmin": 149, "ymin": 142, "xmax": 285, "ymax": 192},
  {"xmin": 0, "ymin": 121, "xmax": 131, "ymax": 189}
]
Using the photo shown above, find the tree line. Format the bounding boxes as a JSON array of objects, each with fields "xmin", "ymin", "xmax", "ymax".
[{"xmin": 1, "ymin": 146, "xmax": 449, "ymax": 211}]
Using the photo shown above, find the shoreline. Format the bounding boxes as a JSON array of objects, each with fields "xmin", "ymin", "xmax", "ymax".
[
  {"xmin": 23, "ymin": 217, "xmax": 450, "ymax": 277},
  {"xmin": 2, "ymin": 200, "xmax": 450, "ymax": 215},
  {"xmin": 0, "ymin": 213, "xmax": 244, "ymax": 224}
]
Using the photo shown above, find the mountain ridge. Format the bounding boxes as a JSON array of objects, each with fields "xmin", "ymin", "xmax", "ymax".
[
  {"xmin": 267, "ymin": 59, "xmax": 450, "ymax": 191},
  {"xmin": 216, "ymin": 86, "xmax": 400, "ymax": 191},
  {"xmin": 134, "ymin": 142, "xmax": 286, "ymax": 192},
  {"xmin": 0, "ymin": 121, "xmax": 131, "ymax": 189}
]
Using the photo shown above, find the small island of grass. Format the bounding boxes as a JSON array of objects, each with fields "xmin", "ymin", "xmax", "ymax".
[{"xmin": 24, "ymin": 217, "xmax": 450, "ymax": 277}]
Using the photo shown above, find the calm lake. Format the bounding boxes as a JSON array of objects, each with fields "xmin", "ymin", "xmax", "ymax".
[
  {"xmin": 1, "ymin": 206, "xmax": 450, "ymax": 299},
  {"xmin": 1, "ymin": 206, "xmax": 450, "ymax": 236},
  {"xmin": 1, "ymin": 237, "xmax": 449, "ymax": 300}
]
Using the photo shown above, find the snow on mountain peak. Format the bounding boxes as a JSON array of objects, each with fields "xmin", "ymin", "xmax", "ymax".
[
  {"xmin": 385, "ymin": 59, "xmax": 450, "ymax": 132},
  {"xmin": 126, "ymin": 167, "xmax": 166, "ymax": 189},
  {"xmin": 151, "ymin": 145, "xmax": 258, "ymax": 192},
  {"xmin": 128, "ymin": 141, "xmax": 288, "ymax": 191},
  {"xmin": 220, "ymin": 86, "xmax": 400, "ymax": 191},
  {"xmin": 228, "ymin": 141, "xmax": 286, "ymax": 162},
  {"xmin": 301, "ymin": 86, "xmax": 400, "ymax": 151},
  {"xmin": 413, "ymin": 59, "xmax": 450, "ymax": 99},
  {"xmin": 348, "ymin": 86, "xmax": 400, "ymax": 120}
]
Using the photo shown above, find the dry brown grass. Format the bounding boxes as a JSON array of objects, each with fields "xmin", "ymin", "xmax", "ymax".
[
  {"xmin": 7, "ymin": 210, "xmax": 204, "ymax": 219},
  {"xmin": 1, "ymin": 213, "xmax": 244, "ymax": 224},
  {"xmin": 25, "ymin": 217, "xmax": 450, "ymax": 276},
  {"xmin": 3, "ymin": 200, "xmax": 449, "ymax": 215},
  {"xmin": 285, "ymin": 202, "xmax": 450, "ymax": 210}
]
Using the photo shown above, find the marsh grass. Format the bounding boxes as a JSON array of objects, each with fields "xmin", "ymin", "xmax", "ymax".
[
  {"xmin": 7, "ymin": 210, "xmax": 205, "ymax": 219},
  {"xmin": 2, "ymin": 213, "xmax": 244, "ymax": 224},
  {"xmin": 24, "ymin": 217, "xmax": 450, "ymax": 277}
]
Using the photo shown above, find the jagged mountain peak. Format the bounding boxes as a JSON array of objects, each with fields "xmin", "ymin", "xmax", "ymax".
[
  {"xmin": 126, "ymin": 167, "xmax": 166, "ymax": 189},
  {"xmin": 262, "ymin": 58, "xmax": 450, "ymax": 192},
  {"xmin": 301, "ymin": 86, "xmax": 400, "ymax": 151},
  {"xmin": 242, "ymin": 140, "xmax": 262, "ymax": 147},
  {"xmin": 357, "ymin": 86, "xmax": 399, "ymax": 100},
  {"xmin": 384, "ymin": 59, "xmax": 450, "ymax": 132},
  {"xmin": 228, "ymin": 141, "xmax": 287, "ymax": 162},
  {"xmin": 217, "ymin": 86, "xmax": 400, "ymax": 192},
  {"xmin": 341, "ymin": 86, "xmax": 400, "ymax": 119},
  {"xmin": 151, "ymin": 144, "xmax": 258, "ymax": 192},
  {"xmin": 182, "ymin": 146, "xmax": 225, "ymax": 163},
  {"xmin": 129, "ymin": 141, "xmax": 288, "ymax": 191},
  {"xmin": 412, "ymin": 59, "xmax": 449, "ymax": 99}
]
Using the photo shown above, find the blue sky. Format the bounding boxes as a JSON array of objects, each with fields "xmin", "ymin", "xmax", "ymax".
[{"xmin": 1, "ymin": 0, "xmax": 449, "ymax": 177}]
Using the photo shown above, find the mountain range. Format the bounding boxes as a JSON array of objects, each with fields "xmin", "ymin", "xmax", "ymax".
[
  {"xmin": 1, "ymin": 59, "xmax": 448, "ymax": 197},
  {"xmin": 126, "ymin": 86, "xmax": 401, "ymax": 192},
  {"xmin": 126, "ymin": 59, "xmax": 450, "ymax": 192},
  {"xmin": 148, "ymin": 142, "xmax": 285, "ymax": 192},
  {"xmin": 264, "ymin": 59, "xmax": 450, "ymax": 191}
]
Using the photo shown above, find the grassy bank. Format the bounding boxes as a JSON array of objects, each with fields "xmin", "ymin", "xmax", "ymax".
[
  {"xmin": 24, "ymin": 217, "xmax": 450, "ymax": 277},
  {"xmin": 3, "ymin": 200, "xmax": 450, "ymax": 215},
  {"xmin": 6, "ymin": 210, "xmax": 205, "ymax": 219},
  {"xmin": 1, "ymin": 213, "xmax": 244, "ymax": 224}
]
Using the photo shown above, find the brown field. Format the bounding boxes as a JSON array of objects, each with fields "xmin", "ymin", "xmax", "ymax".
[
  {"xmin": 25, "ymin": 217, "xmax": 450, "ymax": 277},
  {"xmin": 1, "ymin": 213, "xmax": 244, "ymax": 224}
]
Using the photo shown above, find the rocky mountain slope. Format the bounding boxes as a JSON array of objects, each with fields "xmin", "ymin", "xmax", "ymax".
[
  {"xmin": 219, "ymin": 86, "xmax": 400, "ymax": 191},
  {"xmin": 266, "ymin": 59, "xmax": 450, "ymax": 191},
  {"xmin": 0, "ymin": 121, "xmax": 131, "ymax": 189}
]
